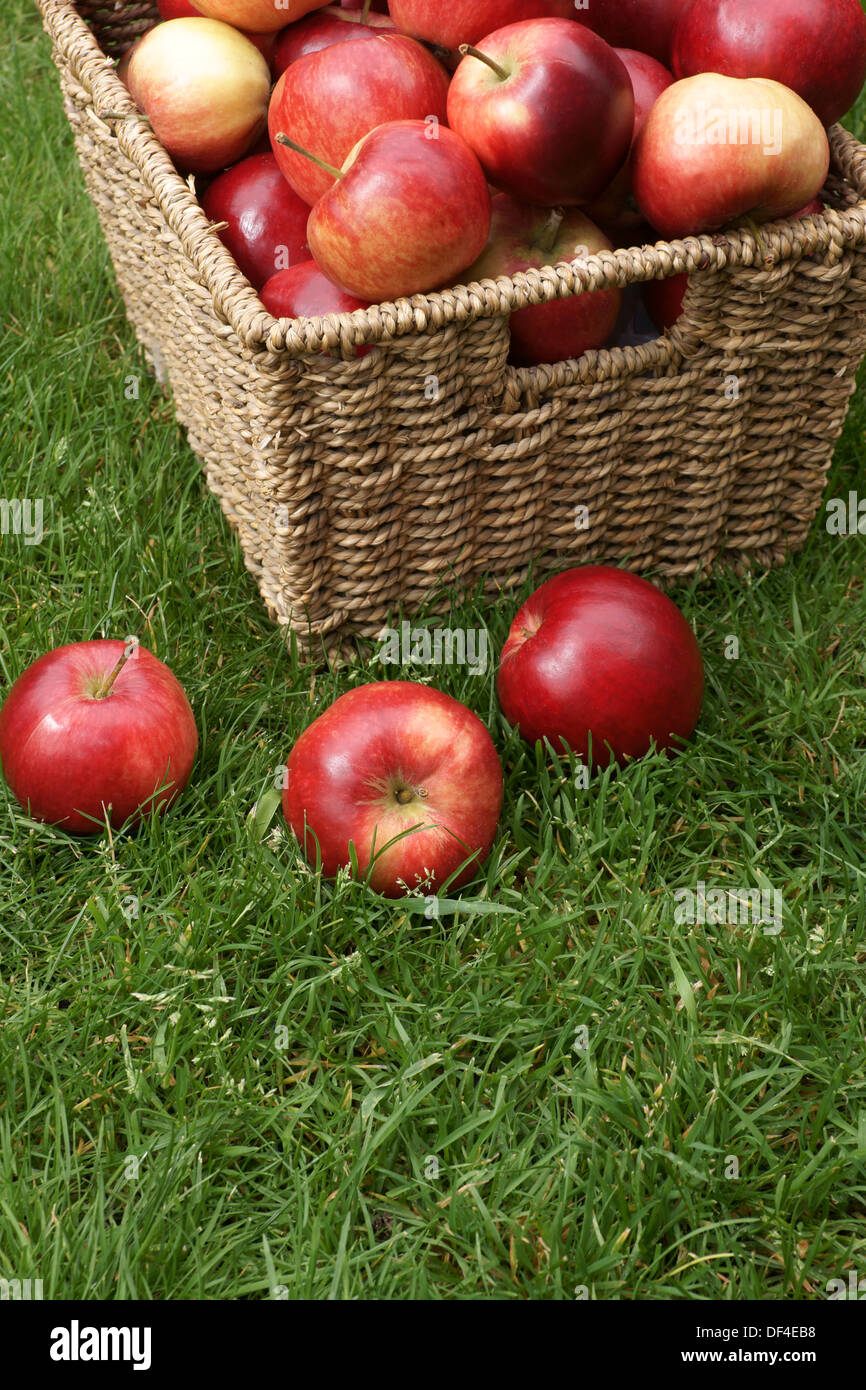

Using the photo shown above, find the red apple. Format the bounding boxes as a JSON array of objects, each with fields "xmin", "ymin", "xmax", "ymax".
[
  {"xmin": 578, "ymin": 0, "xmax": 691, "ymax": 66},
  {"xmin": 0, "ymin": 641, "xmax": 198, "ymax": 834},
  {"xmin": 282, "ymin": 682, "xmax": 503, "ymax": 897},
  {"xmin": 642, "ymin": 196, "xmax": 825, "ymax": 331},
  {"xmin": 260, "ymin": 260, "xmax": 372, "ymax": 356},
  {"xmin": 388, "ymin": 1, "xmax": 576, "ymax": 51},
  {"xmin": 272, "ymin": 5, "xmax": 394, "ymax": 76},
  {"xmin": 497, "ymin": 567, "xmax": 704, "ymax": 768},
  {"xmin": 583, "ymin": 48, "xmax": 674, "ymax": 238},
  {"xmin": 269, "ymin": 33, "xmax": 449, "ymax": 207},
  {"xmin": 672, "ymin": 0, "xmax": 866, "ymax": 129},
  {"xmin": 158, "ymin": 0, "xmax": 202, "ymax": 16},
  {"xmin": 463, "ymin": 196, "xmax": 620, "ymax": 366},
  {"xmin": 447, "ymin": 19, "xmax": 634, "ymax": 207},
  {"xmin": 632, "ymin": 75, "xmax": 830, "ymax": 240},
  {"xmin": 193, "ymin": 0, "xmax": 330, "ymax": 31},
  {"xmin": 642, "ymin": 272, "xmax": 688, "ymax": 331},
  {"xmin": 305, "ymin": 119, "xmax": 491, "ymax": 301},
  {"xmin": 202, "ymin": 153, "xmax": 311, "ymax": 289},
  {"xmin": 127, "ymin": 18, "xmax": 272, "ymax": 174}
]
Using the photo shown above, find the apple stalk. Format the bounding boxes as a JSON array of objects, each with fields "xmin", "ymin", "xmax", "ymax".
[
  {"xmin": 274, "ymin": 132, "xmax": 343, "ymax": 181},
  {"xmin": 92, "ymin": 636, "xmax": 139, "ymax": 699},
  {"xmin": 458, "ymin": 44, "xmax": 509, "ymax": 81}
]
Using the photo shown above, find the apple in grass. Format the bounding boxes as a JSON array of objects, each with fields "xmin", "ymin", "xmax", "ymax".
[
  {"xmin": 0, "ymin": 640, "xmax": 197, "ymax": 834},
  {"xmin": 127, "ymin": 19, "xmax": 271, "ymax": 174},
  {"xmin": 287, "ymin": 119, "xmax": 490, "ymax": 302},
  {"xmin": 583, "ymin": 48, "xmax": 674, "ymax": 239},
  {"xmin": 447, "ymin": 20, "xmax": 634, "ymax": 207},
  {"xmin": 497, "ymin": 567, "xmax": 704, "ymax": 770},
  {"xmin": 463, "ymin": 196, "xmax": 620, "ymax": 367},
  {"xmin": 269, "ymin": 33, "xmax": 449, "ymax": 207},
  {"xmin": 260, "ymin": 260, "xmax": 372, "ymax": 357},
  {"xmin": 202, "ymin": 153, "xmax": 311, "ymax": 289},
  {"xmin": 632, "ymin": 75, "xmax": 830, "ymax": 241},
  {"xmin": 272, "ymin": 4, "xmax": 394, "ymax": 76},
  {"xmin": 283, "ymin": 682, "xmax": 503, "ymax": 898},
  {"xmin": 193, "ymin": 0, "xmax": 330, "ymax": 30},
  {"xmin": 672, "ymin": 0, "xmax": 866, "ymax": 130},
  {"xmin": 387, "ymin": 1, "xmax": 576, "ymax": 51}
]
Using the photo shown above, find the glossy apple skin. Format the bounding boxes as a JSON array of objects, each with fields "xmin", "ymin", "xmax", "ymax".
[
  {"xmin": 283, "ymin": 682, "xmax": 504, "ymax": 897},
  {"xmin": 269, "ymin": 34, "xmax": 449, "ymax": 207},
  {"xmin": 127, "ymin": 19, "xmax": 272, "ymax": 174},
  {"xmin": 497, "ymin": 567, "xmax": 704, "ymax": 769},
  {"xmin": 642, "ymin": 196, "xmax": 825, "ymax": 331},
  {"xmin": 447, "ymin": 19, "xmax": 634, "ymax": 207},
  {"xmin": 273, "ymin": 6, "xmax": 394, "ymax": 75},
  {"xmin": 388, "ymin": 0, "xmax": 575, "ymax": 51},
  {"xmin": 672, "ymin": 0, "xmax": 866, "ymax": 129},
  {"xmin": 0, "ymin": 642, "xmax": 198, "ymax": 834},
  {"xmin": 579, "ymin": 0, "xmax": 690, "ymax": 66},
  {"xmin": 632, "ymin": 75, "xmax": 830, "ymax": 241},
  {"xmin": 464, "ymin": 195, "xmax": 620, "ymax": 366},
  {"xmin": 193, "ymin": 0, "xmax": 330, "ymax": 31},
  {"xmin": 308, "ymin": 120, "xmax": 490, "ymax": 301},
  {"xmin": 583, "ymin": 48, "xmax": 674, "ymax": 238},
  {"xmin": 260, "ymin": 260, "xmax": 372, "ymax": 356},
  {"xmin": 202, "ymin": 154, "xmax": 311, "ymax": 289}
]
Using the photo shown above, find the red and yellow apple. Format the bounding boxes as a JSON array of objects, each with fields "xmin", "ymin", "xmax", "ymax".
[
  {"xmin": 464, "ymin": 196, "xmax": 620, "ymax": 366},
  {"xmin": 127, "ymin": 18, "xmax": 271, "ymax": 173},
  {"xmin": 0, "ymin": 641, "xmax": 198, "ymax": 834},
  {"xmin": 632, "ymin": 75, "xmax": 830, "ymax": 240},
  {"xmin": 282, "ymin": 681, "xmax": 503, "ymax": 897},
  {"xmin": 269, "ymin": 32, "xmax": 450, "ymax": 206},
  {"xmin": 304, "ymin": 120, "xmax": 491, "ymax": 302}
]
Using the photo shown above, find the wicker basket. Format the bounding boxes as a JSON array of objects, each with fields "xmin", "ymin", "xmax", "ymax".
[{"xmin": 36, "ymin": 1, "xmax": 866, "ymax": 649}]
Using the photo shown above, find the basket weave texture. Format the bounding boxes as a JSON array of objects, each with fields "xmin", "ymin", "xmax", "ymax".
[{"xmin": 36, "ymin": 0, "xmax": 866, "ymax": 647}]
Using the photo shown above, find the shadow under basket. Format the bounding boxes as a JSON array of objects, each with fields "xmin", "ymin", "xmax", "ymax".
[{"xmin": 37, "ymin": 0, "xmax": 866, "ymax": 651}]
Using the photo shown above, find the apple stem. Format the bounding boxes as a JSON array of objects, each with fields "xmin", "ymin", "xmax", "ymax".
[
  {"xmin": 274, "ymin": 133, "xmax": 343, "ymax": 180},
  {"xmin": 93, "ymin": 636, "xmax": 139, "ymax": 699},
  {"xmin": 458, "ymin": 44, "xmax": 510, "ymax": 81},
  {"xmin": 361, "ymin": 0, "xmax": 373, "ymax": 20},
  {"xmin": 538, "ymin": 207, "xmax": 565, "ymax": 254}
]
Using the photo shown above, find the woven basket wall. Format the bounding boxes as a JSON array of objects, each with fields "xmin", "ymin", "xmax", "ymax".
[{"xmin": 36, "ymin": 0, "xmax": 866, "ymax": 649}]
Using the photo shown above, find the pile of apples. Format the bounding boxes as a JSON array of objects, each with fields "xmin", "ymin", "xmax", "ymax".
[
  {"xmin": 119, "ymin": 0, "xmax": 866, "ymax": 363},
  {"xmin": 0, "ymin": 567, "xmax": 705, "ymax": 897}
]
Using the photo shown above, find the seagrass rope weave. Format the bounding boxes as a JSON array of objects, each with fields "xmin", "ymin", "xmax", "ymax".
[{"xmin": 36, "ymin": 0, "xmax": 866, "ymax": 651}]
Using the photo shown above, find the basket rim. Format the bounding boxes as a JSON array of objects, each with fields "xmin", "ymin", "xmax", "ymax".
[{"xmin": 36, "ymin": 0, "xmax": 866, "ymax": 361}]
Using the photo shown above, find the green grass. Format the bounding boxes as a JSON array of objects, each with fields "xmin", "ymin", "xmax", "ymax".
[{"xmin": 1, "ymin": 0, "xmax": 866, "ymax": 1301}]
